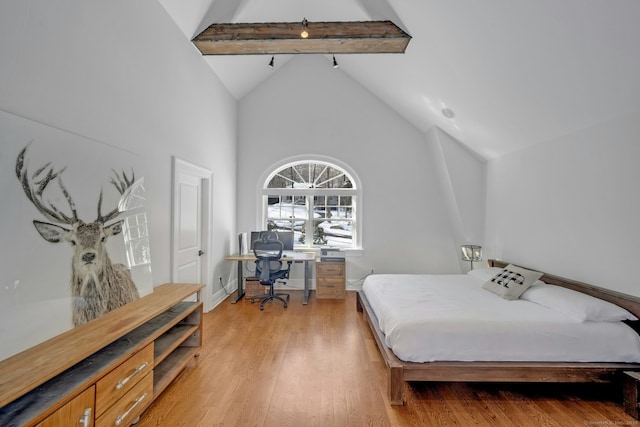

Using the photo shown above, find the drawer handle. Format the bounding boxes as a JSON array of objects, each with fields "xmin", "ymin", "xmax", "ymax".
[
  {"xmin": 115, "ymin": 361, "xmax": 148, "ymax": 390},
  {"xmin": 78, "ymin": 408, "xmax": 92, "ymax": 427},
  {"xmin": 114, "ymin": 392, "xmax": 148, "ymax": 426}
]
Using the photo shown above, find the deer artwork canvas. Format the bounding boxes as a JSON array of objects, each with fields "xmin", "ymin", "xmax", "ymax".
[
  {"xmin": 15, "ymin": 145, "xmax": 140, "ymax": 326},
  {"xmin": 1, "ymin": 111, "xmax": 153, "ymax": 361}
]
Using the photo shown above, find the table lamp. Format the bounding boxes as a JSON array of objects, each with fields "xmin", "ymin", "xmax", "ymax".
[{"xmin": 461, "ymin": 245, "xmax": 482, "ymax": 270}]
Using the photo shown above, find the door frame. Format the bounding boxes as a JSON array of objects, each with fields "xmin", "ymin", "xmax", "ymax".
[{"xmin": 171, "ymin": 156, "xmax": 213, "ymax": 309}]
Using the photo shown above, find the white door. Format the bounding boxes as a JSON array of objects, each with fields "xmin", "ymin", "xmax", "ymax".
[{"xmin": 171, "ymin": 158, "xmax": 211, "ymax": 293}]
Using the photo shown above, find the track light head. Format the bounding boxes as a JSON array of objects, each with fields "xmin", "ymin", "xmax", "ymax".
[
  {"xmin": 300, "ymin": 18, "xmax": 309, "ymax": 38},
  {"xmin": 268, "ymin": 56, "xmax": 274, "ymax": 69},
  {"xmin": 332, "ymin": 55, "xmax": 339, "ymax": 69}
]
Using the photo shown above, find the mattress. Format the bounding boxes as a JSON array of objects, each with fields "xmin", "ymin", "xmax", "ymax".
[{"xmin": 362, "ymin": 273, "xmax": 640, "ymax": 363}]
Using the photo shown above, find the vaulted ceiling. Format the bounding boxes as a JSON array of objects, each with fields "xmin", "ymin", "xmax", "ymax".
[{"xmin": 158, "ymin": 0, "xmax": 640, "ymax": 159}]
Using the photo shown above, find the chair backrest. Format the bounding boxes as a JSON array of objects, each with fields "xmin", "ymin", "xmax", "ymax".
[
  {"xmin": 250, "ymin": 230, "xmax": 294, "ymax": 251},
  {"xmin": 253, "ymin": 232, "xmax": 285, "ymax": 285}
]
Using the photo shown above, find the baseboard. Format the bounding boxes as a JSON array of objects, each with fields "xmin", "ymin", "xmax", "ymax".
[{"xmin": 209, "ymin": 285, "xmax": 232, "ymax": 311}]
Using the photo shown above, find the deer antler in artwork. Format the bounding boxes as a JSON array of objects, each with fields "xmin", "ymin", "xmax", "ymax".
[
  {"xmin": 15, "ymin": 145, "xmax": 79, "ymax": 225},
  {"xmin": 97, "ymin": 169, "xmax": 136, "ymax": 223}
]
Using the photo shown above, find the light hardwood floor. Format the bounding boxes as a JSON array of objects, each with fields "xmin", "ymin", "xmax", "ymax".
[{"xmin": 137, "ymin": 290, "xmax": 636, "ymax": 426}]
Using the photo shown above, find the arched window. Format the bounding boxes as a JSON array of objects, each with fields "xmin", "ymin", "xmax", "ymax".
[{"xmin": 261, "ymin": 159, "xmax": 359, "ymax": 249}]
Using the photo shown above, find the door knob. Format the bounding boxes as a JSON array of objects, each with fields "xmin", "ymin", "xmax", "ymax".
[{"xmin": 198, "ymin": 250, "xmax": 205, "ymax": 256}]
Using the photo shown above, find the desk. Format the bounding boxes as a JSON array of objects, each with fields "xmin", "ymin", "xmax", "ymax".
[{"xmin": 225, "ymin": 251, "xmax": 316, "ymax": 304}]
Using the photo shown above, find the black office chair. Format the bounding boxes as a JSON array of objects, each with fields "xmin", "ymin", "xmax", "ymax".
[{"xmin": 251, "ymin": 232, "xmax": 291, "ymax": 310}]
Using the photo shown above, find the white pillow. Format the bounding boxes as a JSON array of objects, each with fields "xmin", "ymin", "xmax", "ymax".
[
  {"xmin": 482, "ymin": 264, "xmax": 543, "ymax": 300},
  {"xmin": 467, "ymin": 267, "xmax": 503, "ymax": 282},
  {"xmin": 521, "ymin": 284, "xmax": 638, "ymax": 322}
]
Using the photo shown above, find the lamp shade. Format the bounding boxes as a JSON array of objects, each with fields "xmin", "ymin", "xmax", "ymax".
[{"xmin": 461, "ymin": 245, "xmax": 482, "ymax": 262}]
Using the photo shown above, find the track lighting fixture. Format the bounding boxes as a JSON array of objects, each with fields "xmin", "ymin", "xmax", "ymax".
[
  {"xmin": 268, "ymin": 56, "xmax": 274, "ymax": 69},
  {"xmin": 300, "ymin": 18, "xmax": 309, "ymax": 38},
  {"xmin": 332, "ymin": 55, "xmax": 339, "ymax": 69}
]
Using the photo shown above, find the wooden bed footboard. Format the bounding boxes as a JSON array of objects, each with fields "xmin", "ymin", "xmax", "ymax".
[{"xmin": 356, "ymin": 260, "xmax": 640, "ymax": 415}]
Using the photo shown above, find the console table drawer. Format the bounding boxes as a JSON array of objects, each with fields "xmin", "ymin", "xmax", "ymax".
[
  {"xmin": 96, "ymin": 343, "xmax": 154, "ymax": 417},
  {"xmin": 96, "ymin": 372, "xmax": 153, "ymax": 427}
]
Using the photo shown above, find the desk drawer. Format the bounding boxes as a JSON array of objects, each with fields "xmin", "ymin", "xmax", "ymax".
[
  {"xmin": 96, "ymin": 343, "xmax": 153, "ymax": 417},
  {"xmin": 317, "ymin": 278, "xmax": 345, "ymax": 299},
  {"xmin": 317, "ymin": 262, "xmax": 345, "ymax": 277},
  {"xmin": 317, "ymin": 261, "xmax": 345, "ymax": 299}
]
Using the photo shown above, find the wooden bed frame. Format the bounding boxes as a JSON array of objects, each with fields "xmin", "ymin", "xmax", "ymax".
[{"xmin": 356, "ymin": 259, "xmax": 640, "ymax": 417}]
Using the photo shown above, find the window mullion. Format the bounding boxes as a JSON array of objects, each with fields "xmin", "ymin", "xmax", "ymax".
[{"xmin": 306, "ymin": 196, "xmax": 313, "ymax": 248}]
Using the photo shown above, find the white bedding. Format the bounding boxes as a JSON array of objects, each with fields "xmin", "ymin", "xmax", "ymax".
[{"xmin": 362, "ymin": 273, "xmax": 640, "ymax": 363}]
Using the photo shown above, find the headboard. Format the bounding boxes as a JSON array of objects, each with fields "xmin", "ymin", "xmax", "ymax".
[{"xmin": 488, "ymin": 259, "xmax": 640, "ymax": 320}]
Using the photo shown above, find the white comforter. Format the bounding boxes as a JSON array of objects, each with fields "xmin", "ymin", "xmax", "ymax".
[{"xmin": 362, "ymin": 273, "xmax": 640, "ymax": 363}]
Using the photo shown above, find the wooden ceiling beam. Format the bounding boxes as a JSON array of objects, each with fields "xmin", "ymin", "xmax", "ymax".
[{"xmin": 192, "ymin": 20, "xmax": 411, "ymax": 55}]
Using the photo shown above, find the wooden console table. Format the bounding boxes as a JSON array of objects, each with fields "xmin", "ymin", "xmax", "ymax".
[{"xmin": 0, "ymin": 283, "xmax": 203, "ymax": 427}]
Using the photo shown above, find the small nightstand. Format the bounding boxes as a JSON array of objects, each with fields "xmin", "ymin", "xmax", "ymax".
[{"xmin": 316, "ymin": 260, "xmax": 346, "ymax": 299}]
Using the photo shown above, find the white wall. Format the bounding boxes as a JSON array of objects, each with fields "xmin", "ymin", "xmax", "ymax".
[
  {"xmin": 485, "ymin": 111, "xmax": 640, "ymax": 295},
  {"xmin": 426, "ymin": 127, "xmax": 487, "ymax": 272},
  {"xmin": 237, "ymin": 55, "xmax": 484, "ymax": 286},
  {"xmin": 0, "ymin": 0, "xmax": 237, "ymax": 310}
]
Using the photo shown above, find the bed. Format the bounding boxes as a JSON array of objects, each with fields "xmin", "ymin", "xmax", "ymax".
[{"xmin": 356, "ymin": 259, "xmax": 640, "ymax": 416}]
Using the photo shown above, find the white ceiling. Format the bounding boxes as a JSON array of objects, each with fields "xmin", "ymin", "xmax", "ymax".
[{"xmin": 158, "ymin": 0, "xmax": 640, "ymax": 159}]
